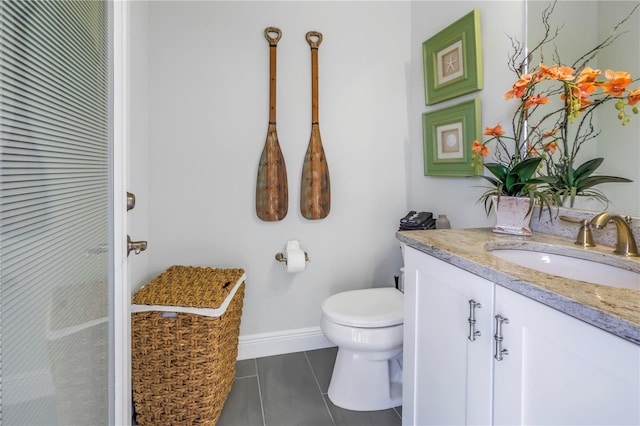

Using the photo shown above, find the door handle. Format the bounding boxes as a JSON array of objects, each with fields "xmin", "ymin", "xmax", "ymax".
[
  {"xmin": 127, "ymin": 235, "xmax": 147, "ymax": 256},
  {"xmin": 467, "ymin": 299, "xmax": 482, "ymax": 342},
  {"xmin": 126, "ymin": 192, "xmax": 136, "ymax": 211},
  {"xmin": 494, "ymin": 314, "xmax": 510, "ymax": 361}
]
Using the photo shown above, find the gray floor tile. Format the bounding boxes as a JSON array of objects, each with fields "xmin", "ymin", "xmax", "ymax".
[
  {"xmin": 306, "ymin": 347, "xmax": 338, "ymax": 394},
  {"xmin": 217, "ymin": 376, "xmax": 264, "ymax": 426},
  {"xmin": 236, "ymin": 358, "xmax": 257, "ymax": 378},
  {"xmin": 324, "ymin": 395, "xmax": 402, "ymax": 426},
  {"xmin": 258, "ymin": 352, "xmax": 335, "ymax": 426}
]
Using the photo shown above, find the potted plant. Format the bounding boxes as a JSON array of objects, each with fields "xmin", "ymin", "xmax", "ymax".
[
  {"xmin": 472, "ymin": 125, "xmax": 556, "ymax": 236},
  {"xmin": 472, "ymin": 1, "xmax": 639, "ymax": 233}
]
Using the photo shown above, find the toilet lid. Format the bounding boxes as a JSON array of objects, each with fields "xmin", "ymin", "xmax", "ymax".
[{"xmin": 322, "ymin": 287, "xmax": 403, "ymax": 328}]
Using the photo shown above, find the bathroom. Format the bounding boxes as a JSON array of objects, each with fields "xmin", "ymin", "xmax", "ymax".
[
  {"xmin": 126, "ymin": 0, "xmax": 640, "ymax": 421},
  {"xmin": 128, "ymin": 0, "xmax": 639, "ymax": 350},
  {"xmin": 1, "ymin": 0, "xmax": 638, "ymax": 424}
]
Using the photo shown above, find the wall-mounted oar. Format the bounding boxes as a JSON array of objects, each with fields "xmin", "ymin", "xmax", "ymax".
[
  {"xmin": 301, "ymin": 31, "xmax": 330, "ymax": 220},
  {"xmin": 256, "ymin": 27, "xmax": 288, "ymax": 221}
]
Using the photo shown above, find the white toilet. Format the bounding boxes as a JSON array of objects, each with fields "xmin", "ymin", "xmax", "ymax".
[{"xmin": 321, "ymin": 287, "xmax": 403, "ymax": 411}]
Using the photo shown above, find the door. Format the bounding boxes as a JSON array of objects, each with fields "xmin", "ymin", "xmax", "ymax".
[
  {"xmin": 493, "ymin": 285, "xmax": 640, "ymax": 425},
  {"xmin": 0, "ymin": 1, "xmax": 128, "ymax": 424},
  {"xmin": 403, "ymin": 247, "xmax": 494, "ymax": 425}
]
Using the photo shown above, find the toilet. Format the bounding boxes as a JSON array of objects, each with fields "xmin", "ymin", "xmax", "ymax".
[{"xmin": 321, "ymin": 287, "xmax": 404, "ymax": 411}]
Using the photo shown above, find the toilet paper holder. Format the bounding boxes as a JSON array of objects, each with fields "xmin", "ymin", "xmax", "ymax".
[{"xmin": 275, "ymin": 251, "xmax": 310, "ymax": 264}]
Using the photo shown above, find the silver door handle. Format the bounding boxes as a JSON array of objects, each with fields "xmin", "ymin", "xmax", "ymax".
[
  {"xmin": 467, "ymin": 299, "xmax": 482, "ymax": 342},
  {"xmin": 494, "ymin": 314, "xmax": 510, "ymax": 361},
  {"xmin": 127, "ymin": 235, "xmax": 147, "ymax": 256},
  {"xmin": 127, "ymin": 192, "xmax": 136, "ymax": 211}
]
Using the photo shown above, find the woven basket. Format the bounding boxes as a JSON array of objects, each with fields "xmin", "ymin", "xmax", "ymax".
[{"xmin": 131, "ymin": 266, "xmax": 245, "ymax": 426}]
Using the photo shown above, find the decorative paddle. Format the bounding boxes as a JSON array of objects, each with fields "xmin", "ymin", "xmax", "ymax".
[
  {"xmin": 301, "ymin": 31, "xmax": 330, "ymax": 220},
  {"xmin": 256, "ymin": 27, "xmax": 288, "ymax": 221}
]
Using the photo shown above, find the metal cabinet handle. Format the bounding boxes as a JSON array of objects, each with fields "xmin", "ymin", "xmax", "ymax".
[
  {"xmin": 494, "ymin": 315, "xmax": 510, "ymax": 361},
  {"xmin": 467, "ymin": 299, "xmax": 482, "ymax": 341}
]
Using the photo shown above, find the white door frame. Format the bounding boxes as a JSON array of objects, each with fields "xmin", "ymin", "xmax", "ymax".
[{"xmin": 112, "ymin": 1, "xmax": 131, "ymax": 424}]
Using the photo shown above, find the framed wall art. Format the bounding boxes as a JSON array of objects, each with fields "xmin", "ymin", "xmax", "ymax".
[
  {"xmin": 423, "ymin": 98, "xmax": 481, "ymax": 176},
  {"xmin": 423, "ymin": 9, "xmax": 483, "ymax": 105}
]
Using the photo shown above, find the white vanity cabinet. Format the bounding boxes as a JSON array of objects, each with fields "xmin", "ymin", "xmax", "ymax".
[{"xmin": 403, "ymin": 245, "xmax": 640, "ymax": 426}]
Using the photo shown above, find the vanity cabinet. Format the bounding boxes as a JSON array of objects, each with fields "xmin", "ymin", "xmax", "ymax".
[{"xmin": 403, "ymin": 246, "xmax": 640, "ymax": 426}]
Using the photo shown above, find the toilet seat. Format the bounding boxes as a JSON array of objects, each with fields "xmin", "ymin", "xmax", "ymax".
[{"xmin": 322, "ymin": 287, "xmax": 403, "ymax": 328}]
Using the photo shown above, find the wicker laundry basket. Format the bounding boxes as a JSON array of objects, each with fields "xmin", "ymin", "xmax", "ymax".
[{"xmin": 131, "ymin": 266, "xmax": 246, "ymax": 426}]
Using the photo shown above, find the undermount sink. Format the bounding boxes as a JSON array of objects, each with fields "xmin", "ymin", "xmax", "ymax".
[{"xmin": 489, "ymin": 248, "xmax": 640, "ymax": 290}]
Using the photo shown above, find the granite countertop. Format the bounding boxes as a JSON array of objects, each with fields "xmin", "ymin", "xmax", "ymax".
[{"xmin": 397, "ymin": 228, "xmax": 640, "ymax": 345}]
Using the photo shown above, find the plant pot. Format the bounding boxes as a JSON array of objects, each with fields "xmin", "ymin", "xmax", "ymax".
[{"xmin": 491, "ymin": 195, "xmax": 532, "ymax": 236}]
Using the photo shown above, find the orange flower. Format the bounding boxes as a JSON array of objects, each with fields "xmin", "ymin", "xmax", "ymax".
[
  {"xmin": 524, "ymin": 94, "xmax": 550, "ymax": 108},
  {"xmin": 483, "ymin": 124, "xmax": 505, "ymax": 137},
  {"xmin": 600, "ymin": 69, "xmax": 632, "ymax": 96},
  {"xmin": 539, "ymin": 64, "xmax": 575, "ymax": 81},
  {"xmin": 576, "ymin": 67, "xmax": 601, "ymax": 84},
  {"xmin": 472, "ymin": 140, "xmax": 490, "ymax": 157},
  {"xmin": 504, "ymin": 73, "xmax": 534, "ymax": 99},
  {"xmin": 543, "ymin": 141, "xmax": 558, "ymax": 154},
  {"xmin": 573, "ymin": 81, "xmax": 598, "ymax": 107},
  {"xmin": 527, "ymin": 145, "xmax": 540, "ymax": 157},
  {"xmin": 627, "ymin": 88, "xmax": 640, "ymax": 106},
  {"xmin": 542, "ymin": 128, "xmax": 558, "ymax": 138}
]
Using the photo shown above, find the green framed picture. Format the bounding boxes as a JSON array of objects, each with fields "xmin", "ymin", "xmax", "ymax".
[
  {"xmin": 423, "ymin": 10, "xmax": 483, "ymax": 105},
  {"xmin": 423, "ymin": 98, "xmax": 481, "ymax": 176}
]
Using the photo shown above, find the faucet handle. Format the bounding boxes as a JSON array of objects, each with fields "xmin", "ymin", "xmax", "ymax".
[
  {"xmin": 560, "ymin": 215, "xmax": 596, "ymax": 247},
  {"xmin": 559, "ymin": 215, "xmax": 582, "ymax": 224}
]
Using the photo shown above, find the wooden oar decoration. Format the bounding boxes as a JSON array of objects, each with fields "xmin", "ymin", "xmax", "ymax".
[
  {"xmin": 301, "ymin": 31, "xmax": 331, "ymax": 220},
  {"xmin": 256, "ymin": 27, "xmax": 288, "ymax": 221}
]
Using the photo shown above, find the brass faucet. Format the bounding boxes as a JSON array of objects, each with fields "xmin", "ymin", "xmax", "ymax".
[{"xmin": 590, "ymin": 213, "xmax": 639, "ymax": 257}]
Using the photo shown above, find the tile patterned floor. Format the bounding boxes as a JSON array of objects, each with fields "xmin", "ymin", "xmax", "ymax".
[{"xmin": 217, "ymin": 347, "xmax": 402, "ymax": 426}]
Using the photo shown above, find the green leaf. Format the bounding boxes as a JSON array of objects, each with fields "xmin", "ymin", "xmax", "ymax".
[
  {"xmin": 577, "ymin": 175, "xmax": 633, "ymax": 190},
  {"xmin": 484, "ymin": 163, "xmax": 509, "ymax": 181},
  {"xmin": 573, "ymin": 158, "xmax": 604, "ymax": 180}
]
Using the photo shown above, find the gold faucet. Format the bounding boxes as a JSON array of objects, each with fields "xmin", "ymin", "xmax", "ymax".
[{"xmin": 590, "ymin": 213, "xmax": 639, "ymax": 257}]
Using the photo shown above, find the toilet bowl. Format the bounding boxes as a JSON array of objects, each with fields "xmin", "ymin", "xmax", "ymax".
[{"xmin": 321, "ymin": 287, "xmax": 403, "ymax": 411}]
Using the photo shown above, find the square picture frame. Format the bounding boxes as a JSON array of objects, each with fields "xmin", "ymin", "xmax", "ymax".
[
  {"xmin": 423, "ymin": 98, "xmax": 481, "ymax": 176},
  {"xmin": 423, "ymin": 9, "xmax": 483, "ymax": 105}
]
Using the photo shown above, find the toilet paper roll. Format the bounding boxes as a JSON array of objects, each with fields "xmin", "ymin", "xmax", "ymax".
[{"xmin": 285, "ymin": 240, "xmax": 306, "ymax": 273}]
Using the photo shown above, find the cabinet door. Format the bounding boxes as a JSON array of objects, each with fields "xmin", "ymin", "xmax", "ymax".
[
  {"xmin": 494, "ymin": 285, "xmax": 640, "ymax": 425},
  {"xmin": 403, "ymin": 247, "xmax": 494, "ymax": 425}
]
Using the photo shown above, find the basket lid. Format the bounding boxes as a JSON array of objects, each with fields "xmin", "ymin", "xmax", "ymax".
[{"xmin": 132, "ymin": 266, "xmax": 245, "ymax": 309}]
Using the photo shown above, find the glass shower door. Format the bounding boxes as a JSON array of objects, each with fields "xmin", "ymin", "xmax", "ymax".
[{"xmin": 0, "ymin": 0, "xmax": 112, "ymax": 423}]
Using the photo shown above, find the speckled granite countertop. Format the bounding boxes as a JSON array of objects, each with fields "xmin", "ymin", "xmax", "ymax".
[{"xmin": 397, "ymin": 228, "xmax": 640, "ymax": 345}]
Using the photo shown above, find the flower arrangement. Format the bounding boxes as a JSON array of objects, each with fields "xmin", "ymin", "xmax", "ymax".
[{"xmin": 472, "ymin": 1, "xmax": 638, "ymax": 213}]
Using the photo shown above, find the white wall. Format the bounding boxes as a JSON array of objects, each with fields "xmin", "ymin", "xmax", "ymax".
[{"xmin": 129, "ymin": 1, "xmax": 411, "ymax": 342}]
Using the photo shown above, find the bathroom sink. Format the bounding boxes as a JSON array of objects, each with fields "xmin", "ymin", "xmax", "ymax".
[{"xmin": 489, "ymin": 249, "xmax": 640, "ymax": 290}]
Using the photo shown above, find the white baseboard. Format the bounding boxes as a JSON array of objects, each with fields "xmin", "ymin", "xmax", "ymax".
[{"xmin": 237, "ymin": 326, "xmax": 335, "ymax": 360}]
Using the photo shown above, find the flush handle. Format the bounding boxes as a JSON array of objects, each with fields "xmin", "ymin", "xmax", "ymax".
[
  {"xmin": 467, "ymin": 299, "xmax": 482, "ymax": 342},
  {"xmin": 494, "ymin": 314, "xmax": 510, "ymax": 361},
  {"xmin": 127, "ymin": 235, "xmax": 147, "ymax": 256}
]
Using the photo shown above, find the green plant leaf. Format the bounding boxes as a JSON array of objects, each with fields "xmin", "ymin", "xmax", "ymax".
[
  {"xmin": 484, "ymin": 163, "xmax": 509, "ymax": 182},
  {"xmin": 577, "ymin": 175, "xmax": 633, "ymax": 190},
  {"xmin": 573, "ymin": 158, "xmax": 604, "ymax": 180}
]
